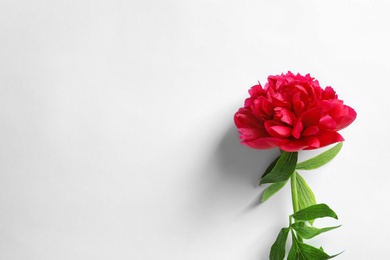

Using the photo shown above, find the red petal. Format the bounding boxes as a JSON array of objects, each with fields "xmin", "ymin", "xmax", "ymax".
[
  {"xmin": 300, "ymin": 107, "xmax": 323, "ymax": 127},
  {"xmin": 252, "ymin": 97, "xmax": 273, "ymax": 118},
  {"xmin": 262, "ymin": 98, "xmax": 274, "ymax": 116},
  {"xmin": 316, "ymin": 130, "xmax": 345, "ymax": 148},
  {"xmin": 237, "ymin": 128, "xmax": 263, "ymax": 142},
  {"xmin": 293, "ymin": 96, "xmax": 305, "ymax": 115},
  {"xmin": 334, "ymin": 106, "xmax": 357, "ymax": 130},
  {"xmin": 248, "ymin": 84, "xmax": 264, "ymax": 96},
  {"xmin": 243, "ymin": 137, "xmax": 286, "ymax": 150},
  {"xmin": 279, "ymin": 137, "xmax": 320, "ymax": 152},
  {"xmin": 319, "ymin": 115, "xmax": 337, "ymax": 130},
  {"xmin": 270, "ymin": 125, "xmax": 292, "ymax": 137},
  {"xmin": 302, "ymin": 125, "xmax": 319, "ymax": 136},
  {"xmin": 274, "ymin": 107, "xmax": 295, "ymax": 125},
  {"xmin": 244, "ymin": 97, "xmax": 254, "ymax": 107},
  {"xmin": 322, "ymin": 86, "xmax": 337, "ymax": 99},
  {"xmin": 265, "ymin": 121, "xmax": 292, "ymax": 138},
  {"xmin": 292, "ymin": 121, "xmax": 303, "ymax": 139},
  {"xmin": 234, "ymin": 109, "xmax": 263, "ymax": 129}
]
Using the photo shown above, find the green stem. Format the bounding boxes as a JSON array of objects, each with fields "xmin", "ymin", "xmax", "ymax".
[
  {"xmin": 290, "ymin": 171, "xmax": 303, "ymax": 242},
  {"xmin": 291, "ymin": 171, "xmax": 300, "ymax": 213}
]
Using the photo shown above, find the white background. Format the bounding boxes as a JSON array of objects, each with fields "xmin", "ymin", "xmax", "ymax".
[{"xmin": 0, "ymin": 1, "xmax": 389, "ymax": 259}]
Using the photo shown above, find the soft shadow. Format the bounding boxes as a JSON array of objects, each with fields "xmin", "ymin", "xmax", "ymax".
[
  {"xmin": 186, "ymin": 123, "xmax": 288, "ymax": 260},
  {"xmin": 214, "ymin": 124, "xmax": 279, "ymax": 189},
  {"xmin": 185, "ymin": 123, "xmax": 289, "ymax": 260},
  {"xmin": 215, "ymin": 124, "xmax": 280, "ymax": 210},
  {"xmin": 193, "ymin": 124, "xmax": 280, "ymax": 213}
]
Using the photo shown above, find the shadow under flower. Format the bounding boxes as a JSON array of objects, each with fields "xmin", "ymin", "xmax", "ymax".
[
  {"xmin": 194, "ymin": 123, "xmax": 281, "ymax": 215},
  {"xmin": 215, "ymin": 124, "xmax": 279, "ymax": 185},
  {"xmin": 185, "ymin": 122, "xmax": 290, "ymax": 260}
]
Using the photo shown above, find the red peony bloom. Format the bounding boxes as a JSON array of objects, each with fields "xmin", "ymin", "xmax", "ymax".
[{"xmin": 234, "ymin": 72, "xmax": 357, "ymax": 152}]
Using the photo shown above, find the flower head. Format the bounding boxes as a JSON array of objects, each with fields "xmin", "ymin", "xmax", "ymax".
[{"xmin": 234, "ymin": 72, "xmax": 357, "ymax": 151}]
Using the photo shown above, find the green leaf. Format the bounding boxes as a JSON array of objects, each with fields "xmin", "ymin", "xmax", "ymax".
[
  {"xmin": 288, "ymin": 233, "xmax": 342, "ymax": 260},
  {"xmin": 295, "ymin": 172, "xmax": 316, "ymax": 224},
  {"xmin": 270, "ymin": 227, "xmax": 290, "ymax": 260},
  {"xmin": 287, "ymin": 233, "xmax": 299, "ymax": 260},
  {"xmin": 292, "ymin": 204, "xmax": 338, "ymax": 221},
  {"xmin": 292, "ymin": 222, "xmax": 341, "ymax": 239},
  {"xmin": 261, "ymin": 180, "xmax": 288, "ymax": 202},
  {"xmin": 295, "ymin": 172, "xmax": 316, "ymax": 210},
  {"xmin": 260, "ymin": 152, "xmax": 298, "ymax": 184},
  {"xmin": 299, "ymin": 242, "xmax": 341, "ymax": 259},
  {"xmin": 261, "ymin": 155, "xmax": 281, "ymax": 179},
  {"xmin": 296, "ymin": 142, "xmax": 343, "ymax": 170}
]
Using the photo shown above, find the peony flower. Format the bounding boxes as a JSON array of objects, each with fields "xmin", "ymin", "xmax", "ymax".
[{"xmin": 234, "ymin": 72, "xmax": 357, "ymax": 152}]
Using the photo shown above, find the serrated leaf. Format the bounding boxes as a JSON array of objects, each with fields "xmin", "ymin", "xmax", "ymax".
[
  {"xmin": 292, "ymin": 204, "xmax": 338, "ymax": 221},
  {"xmin": 260, "ymin": 152, "xmax": 298, "ymax": 184},
  {"xmin": 261, "ymin": 180, "xmax": 288, "ymax": 202},
  {"xmin": 292, "ymin": 222, "xmax": 341, "ymax": 239},
  {"xmin": 270, "ymin": 227, "xmax": 290, "ymax": 260},
  {"xmin": 296, "ymin": 142, "xmax": 343, "ymax": 170},
  {"xmin": 295, "ymin": 172, "xmax": 316, "ymax": 224},
  {"xmin": 299, "ymin": 242, "xmax": 341, "ymax": 259},
  {"xmin": 261, "ymin": 155, "xmax": 281, "ymax": 179}
]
